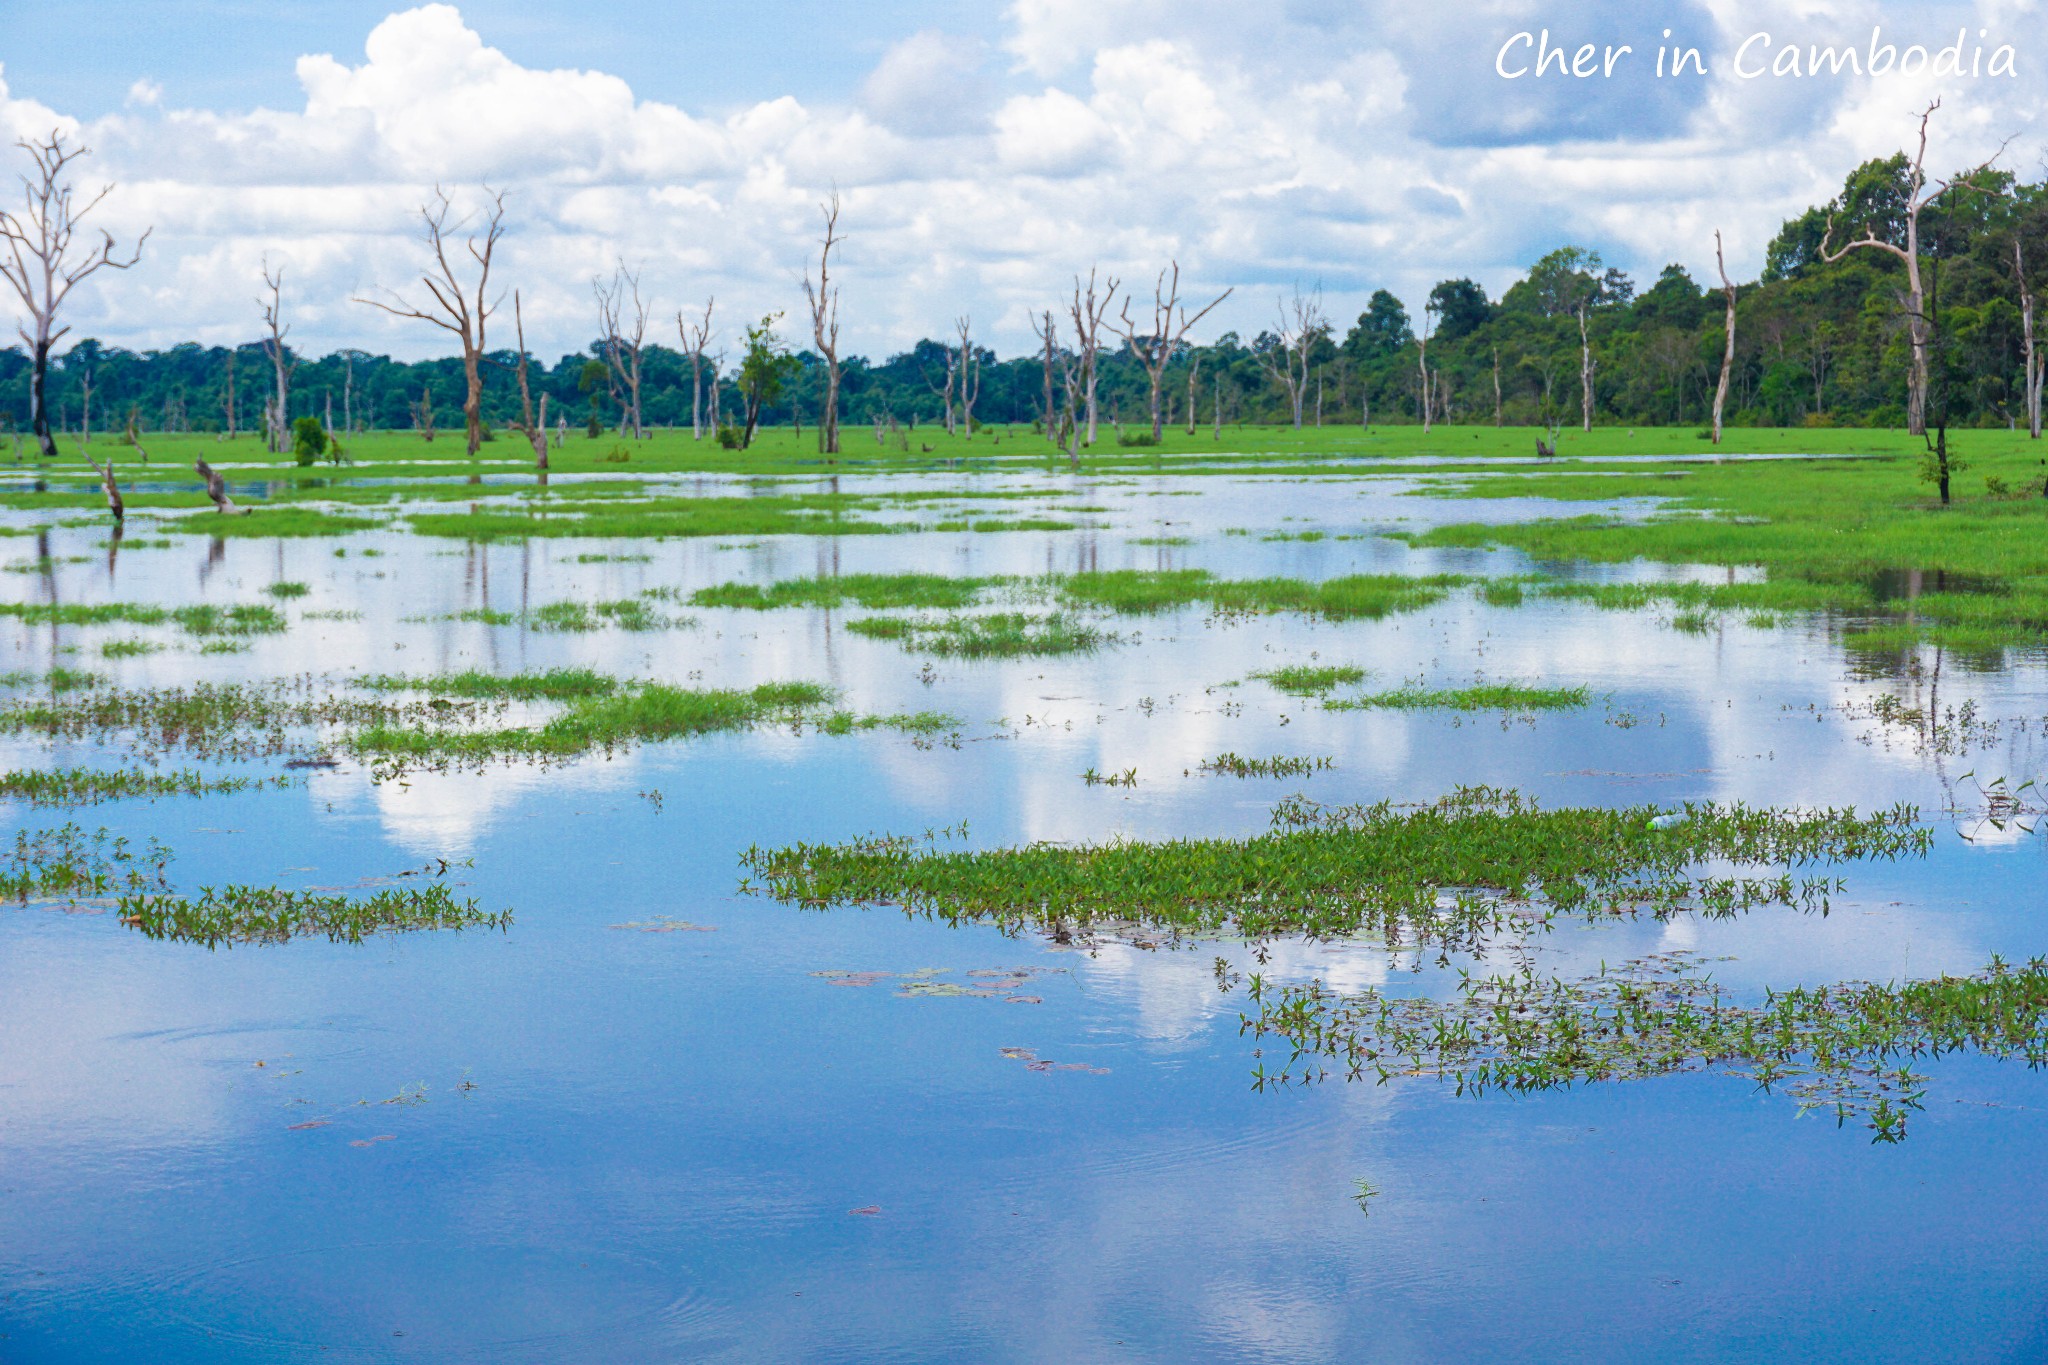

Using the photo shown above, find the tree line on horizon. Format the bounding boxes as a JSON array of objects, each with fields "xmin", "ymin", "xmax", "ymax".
[{"xmin": 6, "ymin": 116, "xmax": 2046, "ymax": 453}]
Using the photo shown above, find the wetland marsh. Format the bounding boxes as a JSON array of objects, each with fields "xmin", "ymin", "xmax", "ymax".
[{"xmin": 3, "ymin": 427, "xmax": 2047, "ymax": 1360}]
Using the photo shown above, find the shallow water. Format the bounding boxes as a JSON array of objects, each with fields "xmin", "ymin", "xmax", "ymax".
[{"xmin": 0, "ymin": 472, "xmax": 2044, "ymax": 1362}]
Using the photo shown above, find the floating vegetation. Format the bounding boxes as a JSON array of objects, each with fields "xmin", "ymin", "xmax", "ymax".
[
  {"xmin": 0, "ymin": 680, "xmax": 464, "ymax": 761},
  {"xmin": 999, "ymin": 1047, "xmax": 1109, "ymax": 1074},
  {"xmin": 263, "ymin": 581, "xmax": 310, "ymax": 599},
  {"xmin": 742, "ymin": 788, "xmax": 1928, "ymax": 948},
  {"xmin": 1081, "ymin": 766, "xmax": 1139, "ymax": 787},
  {"xmin": 102, "ymin": 639, "xmax": 160, "ymax": 658},
  {"xmin": 2, "ymin": 824, "xmax": 173, "ymax": 900},
  {"xmin": 1254, "ymin": 665, "xmax": 1367, "ymax": 697},
  {"xmin": 608, "ymin": 916, "xmax": 716, "ymax": 932},
  {"xmin": 1199, "ymin": 753, "xmax": 1333, "ymax": 779},
  {"xmin": 845, "ymin": 612, "xmax": 1113, "ymax": 658},
  {"xmin": 0, "ymin": 601, "xmax": 287, "ymax": 636},
  {"xmin": 0, "ymin": 766, "xmax": 290, "ymax": 806},
  {"xmin": 807, "ymin": 965, "xmax": 1062, "ymax": 1003},
  {"xmin": 348, "ymin": 680, "xmax": 840, "ymax": 764},
  {"xmin": 526, "ymin": 598, "xmax": 684, "ymax": 632},
  {"xmin": 1325, "ymin": 683, "xmax": 1591, "ymax": 712},
  {"xmin": 119, "ymin": 882, "xmax": 508, "ymax": 948},
  {"xmin": 814, "ymin": 710, "xmax": 960, "ymax": 736},
  {"xmin": 357, "ymin": 668, "xmax": 620, "ymax": 700},
  {"xmin": 1059, "ymin": 569, "xmax": 1466, "ymax": 621},
  {"xmin": 689, "ymin": 568, "xmax": 1465, "ymax": 623},
  {"xmin": 1243, "ymin": 950, "xmax": 2048, "ymax": 1141},
  {"xmin": 691, "ymin": 572, "xmax": 1000, "ymax": 611},
  {"xmin": 406, "ymin": 494, "xmax": 904, "ymax": 541}
]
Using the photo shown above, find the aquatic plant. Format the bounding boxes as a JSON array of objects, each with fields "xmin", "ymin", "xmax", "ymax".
[
  {"xmin": 1, "ymin": 823, "xmax": 173, "ymax": 899},
  {"xmin": 1243, "ymin": 949, "xmax": 2048, "ymax": 1142},
  {"xmin": 120, "ymin": 881, "xmax": 508, "ymax": 947},
  {"xmin": 0, "ymin": 766, "xmax": 288, "ymax": 806},
  {"xmin": 1254, "ymin": 665, "xmax": 1367, "ymax": 697},
  {"xmin": 1199, "ymin": 753, "xmax": 1333, "ymax": 778},
  {"xmin": 741, "ymin": 787, "xmax": 1928, "ymax": 948},
  {"xmin": 1324, "ymin": 683, "xmax": 1591, "ymax": 712},
  {"xmin": 845, "ymin": 612, "xmax": 1112, "ymax": 658}
]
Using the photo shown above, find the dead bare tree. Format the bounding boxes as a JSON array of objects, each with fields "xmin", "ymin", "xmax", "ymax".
[
  {"xmin": 355, "ymin": 186, "xmax": 506, "ymax": 455},
  {"xmin": 803, "ymin": 193, "xmax": 844, "ymax": 456},
  {"xmin": 1117, "ymin": 262, "xmax": 1232, "ymax": 442},
  {"xmin": 1184, "ymin": 348, "xmax": 1202, "ymax": 435},
  {"xmin": 1491, "ymin": 346, "xmax": 1504, "ymax": 427},
  {"xmin": 1070, "ymin": 268, "xmax": 1120, "ymax": 445},
  {"xmin": 86, "ymin": 452, "xmax": 122, "ymax": 521},
  {"xmin": 2017, "ymin": 237, "xmax": 2042, "ymax": 441},
  {"xmin": 924, "ymin": 346, "xmax": 957, "ymax": 434},
  {"xmin": 1256, "ymin": 286, "xmax": 1327, "ymax": 429},
  {"xmin": 1415, "ymin": 304, "xmax": 1436, "ymax": 434},
  {"xmin": 1711, "ymin": 231, "xmax": 1738, "ymax": 445},
  {"xmin": 955, "ymin": 315, "xmax": 981, "ymax": 438},
  {"xmin": 220, "ymin": 352, "xmax": 237, "ymax": 440},
  {"xmin": 677, "ymin": 299, "xmax": 716, "ymax": 440},
  {"xmin": 258, "ymin": 261, "xmax": 297, "ymax": 454},
  {"xmin": 509, "ymin": 292, "xmax": 549, "ymax": 473},
  {"xmin": 1575, "ymin": 300, "xmax": 1596, "ymax": 433},
  {"xmin": 593, "ymin": 261, "xmax": 650, "ymax": 440},
  {"xmin": 1033, "ymin": 308, "xmax": 1060, "ymax": 448},
  {"xmin": 1820, "ymin": 101, "xmax": 2004, "ymax": 435},
  {"xmin": 0, "ymin": 131, "xmax": 149, "ymax": 459},
  {"xmin": 194, "ymin": 457, "xmax": 241, "ymax": 514}
]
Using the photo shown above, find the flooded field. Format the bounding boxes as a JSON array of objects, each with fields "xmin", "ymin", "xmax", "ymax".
[{"xmin": 2, "ymin": 460, "xmax": 2045, "ymax": 1362}]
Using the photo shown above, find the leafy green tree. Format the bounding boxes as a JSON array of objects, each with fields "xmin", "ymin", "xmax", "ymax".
[
  {"xmin": 736, "ymin": 314, "xmax": 798, "ymax": 448},
  {"xmin": 1426, "ymin": 279, "xmax": 1491, "ymax": 342}
]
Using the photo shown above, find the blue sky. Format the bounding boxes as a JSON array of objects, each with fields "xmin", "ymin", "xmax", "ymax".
[{"xmin": 0, "ymin": 1, "xmax": 2039, "ymax": 359}]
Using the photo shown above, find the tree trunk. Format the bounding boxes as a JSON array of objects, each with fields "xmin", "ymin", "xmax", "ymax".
[
  {"xmin": 1417, "ymin": 339, "xmax": 1431, "ymax": 435},
  {"xmin": 1713, "ymin": 231, "xmax": 1737, "ymax": 446},
  {"xmin": 1185, "ymin": 355, "xmax": 1200, "ymax": 436},
  {"xmin": 2018, "ymin": 239, "xmax": 2041, "ymax": 441},
  {"xmin": 462, "ymin": 350, "xmax": 483, "ymax": 455},
  {"xmin": 1577, "ymin": 304, "xmax": 1594, "ymax": 433},
  {"xmin": 30, "ymin": 337, "xmax": 54, "ymax": 458},
  {"xmin": 1492, "ymin": 348, "xmax": 1503, "ymax": 427}
]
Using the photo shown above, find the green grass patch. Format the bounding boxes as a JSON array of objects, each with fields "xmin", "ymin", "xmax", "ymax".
[
  {"xmin": 742, "ymin": 787, "xmax": 1926, "ymax": 943},
  {"xmin": 1254, "ymin": 665, "xmax": 1367, "ymax": 697},
  {"xmin": 1325, "ymin": 683, "xmax": 1591, "ymax": 712},
  {"xmin": 120, "ymin": 881, "xmax": 507, "ymax": 948},
  {"xmin": 1199, "ymin": 753, "xmax": 1334, "ymax": 778},
  {"xmin": 691, "ymin": 573, "xmax": 1001, "ymax": 611},
  {"xmin": 844, "ymin": 612, "xmax": 1112, "ymax": 658},
  {"xmin": 357, "ymin": 668, "xmax": 620, "ymax": 700},
  {"xmin": 0, "ymin": 767, "xmax": 287, "ymax": 806}
]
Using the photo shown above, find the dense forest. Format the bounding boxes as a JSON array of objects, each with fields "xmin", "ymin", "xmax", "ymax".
[{"xmin": 4, "ymin": 151, "xmax": 2045, "ymax": 441}]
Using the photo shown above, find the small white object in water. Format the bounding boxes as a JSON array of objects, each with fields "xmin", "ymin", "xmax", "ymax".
[{"xmin": 1648, "ymin": 812, "xmax": 1688, "ymax": 830}]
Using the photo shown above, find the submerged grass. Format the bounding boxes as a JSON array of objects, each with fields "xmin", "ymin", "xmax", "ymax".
[
  {"xmin": 1244, "ymin": 950, "xmax": 2048, "ymax": 1142},
  {"xmin": 121, "ymin": 881, "xmax": 507, "ymax": 948},
  {"xmin": 2, "ymin": 823, "xmax": 173, "ymax": 899},
  {"xmin": 0, "ymin": 601, "xmax": 287, "ymax": 635},
  {"xmin": 1324, "ymin": 683, "xmax": 1591, "ymax": 712},
  {"xmin": 1254, "ymin": 665, "xmax": 1367, "ymax": 697},
  {"xmin": 690, "ymin": 573, "xmax": 1000, "ymax": 611},
  {"xmin": 1199, "ymin": 753, "xmax": 1334, "ymax": 778},
  {"xmin": 844, "ymin": 612, "xmax": 1112, "ymax": 658},
  {"xmin": 0, "ymin": 767, "xmax": 289, "ymax": 806},
  {"xmin": 356, "ymin": 668, "xmax": 620, "ymax": 700},
  {"xmin": 741, "ymin": 787, "xmax": 1927, "ymax": 948}
]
